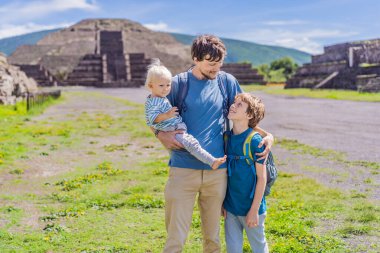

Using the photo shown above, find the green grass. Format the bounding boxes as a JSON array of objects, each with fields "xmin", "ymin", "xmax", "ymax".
[
  {"xmin": 0, "ymin": 92, "xmax": 151, "ymax": 170},
  {"xmin": 243, "ymin": 85, "xmax": 380, "ymax": 102},
  {"xmin": 0, "ymin": 96, "xmax": 65, "ymax": 168},
  {"xmin": 3, "ymin": 156, "xmax": 379, "ymax": 252},
  {"xmin": 1, "ymin": 90, "xmax": 379, "ymax": 252}
]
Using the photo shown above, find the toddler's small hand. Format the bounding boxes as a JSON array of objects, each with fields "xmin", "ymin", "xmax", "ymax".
[
  {"xmin": 167, "ymin": 107, "xmax": 179, "ymax": 118},
  {"xmin": 211, "ymin": 155, "xmax": 227, "ymax": 170}
]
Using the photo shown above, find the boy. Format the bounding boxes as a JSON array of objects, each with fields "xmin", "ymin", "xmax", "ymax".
[
  {"xmin": 144, "ymin": 59, "xmax": 226, "ymax": 169},
  {"xmin": 222, "ymin": 93, "xmax": 269, "ymax": 253}
]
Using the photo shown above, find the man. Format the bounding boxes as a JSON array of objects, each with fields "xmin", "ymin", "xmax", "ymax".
[{"xmin": 156, "ymin": 34, "xmax": 273, "ymax": 253}]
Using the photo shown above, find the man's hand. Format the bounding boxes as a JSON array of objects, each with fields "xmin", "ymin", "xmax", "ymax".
[
  {"xmin": 256, "ymin": 134, "xmax": 274, "ymax": 161},
  {"xmin": 157, "ymin": 130, "xmax": 184, "ymax": 149}
]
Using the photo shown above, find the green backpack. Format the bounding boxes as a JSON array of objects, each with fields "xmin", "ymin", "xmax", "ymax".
[{"xmin": 224, "ymin": 130, "xmax": 278, "ymax": 196}]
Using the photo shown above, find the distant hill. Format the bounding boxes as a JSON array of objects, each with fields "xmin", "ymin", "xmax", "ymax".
[
  {"xmin": 171, "ymin": 33, "xmax": 311, "ymax": 66},
  {"xmin": 0, "ymin": 29, "xmax": 61, "ymax": 56},
  {"xmin": 0, "ymin": 29, "xmax": 311, "ymax": 66}
]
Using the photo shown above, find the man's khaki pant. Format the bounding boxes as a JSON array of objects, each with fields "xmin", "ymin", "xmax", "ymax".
[{"xmin": 163, "ymin": 167, "xmax": 227, "ymax": 253}]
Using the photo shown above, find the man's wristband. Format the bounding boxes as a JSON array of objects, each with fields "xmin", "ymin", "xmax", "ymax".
[{"xmin": 154, "ymin": 129, "xmax": 160, "ymax": 137}]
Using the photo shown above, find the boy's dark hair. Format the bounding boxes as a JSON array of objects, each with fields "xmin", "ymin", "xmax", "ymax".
[
  {"xmin": 191, "ymin": 35, "xmax": 227, "ymax": 62},
  {"xmin": 235, "ymin": 93, "xmax": 265, "ymax": 128}
]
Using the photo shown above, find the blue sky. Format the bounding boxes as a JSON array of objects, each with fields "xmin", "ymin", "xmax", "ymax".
[{"xmin": 0, "ymin": 0, "xmax": 379, "ymax": 54}]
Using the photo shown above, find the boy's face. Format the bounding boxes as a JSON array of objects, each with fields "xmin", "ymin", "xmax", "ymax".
[
  {"xmin": 149, "ymin": 76, "xmax": 172, "ymax": 97},
  {"xmin": 228, "ymin": 97, "xmax": 252, "ymax": 121}
]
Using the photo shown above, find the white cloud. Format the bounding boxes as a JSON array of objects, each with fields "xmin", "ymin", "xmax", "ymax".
[
  {"xmin": 143, "ymin": 21, "xmax": 180, "ymax": 33},
  {"xmin": 274, "ymin": 37, "xmax": 322, "ymax": 55},
  {"xmin": 0, "ymin": 22, "xmax": 72, "ymax": 39},
  {"xmin": 231, "ymin": 28, "xmax": 359, "ymax": 54},
  {"xmin": 0, "ymin": 0, "xmax": 98, "ymax": 22},
  {"xmin": 262, "ymin": 20, "xmax": 308, "ymax": 26}
]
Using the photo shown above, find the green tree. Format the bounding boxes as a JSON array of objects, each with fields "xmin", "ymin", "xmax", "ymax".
[
  {"xmin": 270, "ymin": 57, "xmax": 298, "ymax": 79},
  {"xmin": 257, "ymin": 64, "xmax": 270, "ymax": 81}
]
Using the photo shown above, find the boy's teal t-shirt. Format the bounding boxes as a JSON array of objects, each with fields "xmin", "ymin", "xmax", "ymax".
[
  {"xmin": 167, "ymin": 71, "xmax": 242, "ymax": 170},
  {"xmin": 223, "ymin": 128, "xmax": 267, "ymax": 216}
]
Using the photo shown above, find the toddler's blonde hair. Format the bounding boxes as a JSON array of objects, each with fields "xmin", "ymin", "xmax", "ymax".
[{"xmin": 145, "ymin": 59, "xmax": 172, "ymax": 88}]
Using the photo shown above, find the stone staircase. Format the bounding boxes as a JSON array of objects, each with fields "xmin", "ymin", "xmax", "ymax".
[
  {"xmin": 100, "ymin": 31, "xmax": 127, "ymax": 81},
  {"xmin": 16, "ymin": 64, "xmax": 58, "ymax": 87},
  {"xmin": 221, "ymin": 63, "xmax": 266, "ymax": 85},
  {"xmin": 128, "ymin": 53, "xmax": 152, "ymax": 83},
  {"xmin": 65, "ymin": 54, "xmax": 104, "ymax": 86}
]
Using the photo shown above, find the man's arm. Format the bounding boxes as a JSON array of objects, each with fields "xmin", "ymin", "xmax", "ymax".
[
  {"xmin": 253, "ymin": 126, "xmax": 274, "ymax": 159},
  {"xmin": 149, "ymin": 126, "xmax": 184, "ymax": 150}
]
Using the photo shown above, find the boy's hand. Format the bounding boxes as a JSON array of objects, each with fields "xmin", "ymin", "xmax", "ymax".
[
  {"xmin": 166, "ymin": 107, "xmax": 179, "ymax": 118},
  {"xmin": 246, "ymin": 209, "xmax": 259, "ymax": 228},
  {"xmin": 157, "ymin": 130, "xmax": 184, "ymax": 149},
  {"xmin": 256, "ymin": 134, "xmax": 274, "ymax": 161}
]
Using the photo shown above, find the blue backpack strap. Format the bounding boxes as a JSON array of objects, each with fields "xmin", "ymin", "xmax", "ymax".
[
  {"xmin": 223, "ymin": 130, "xmax": 230, "ymax": 155},
  {"xmin": 217, "ymin": 71, "xmax": 230, "ymax": 131},
  {"xmin": 223, "ymin": 131, "xmax": 232, "ymax": 176},
  {"xmin": 175, "ymin": 72, "xmax": 189, "ymax": 116}
]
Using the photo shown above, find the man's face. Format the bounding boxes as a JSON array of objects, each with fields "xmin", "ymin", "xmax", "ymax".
[{"xmin": 194, "ymin": 55, "xmax": 224, "ymax": 80}]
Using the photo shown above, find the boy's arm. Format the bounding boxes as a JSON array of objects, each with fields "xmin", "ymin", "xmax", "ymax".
[
  {"xmin": 253, "ymin": 126, "xmax": 274, "ymax": 159},
  {"xmin": 246, "ymin": 162, "xmax": 267, "ymax": 227},
  {"xmin": 153, "ymin": 107, "xmax": 179, "ymax": 123}
]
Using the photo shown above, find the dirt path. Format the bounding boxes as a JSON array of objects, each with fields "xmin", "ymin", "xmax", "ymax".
[
  {"xmin": 254, "ymin": 91, "xmax": 380, "ymax": 163},
  {"xmin": 59, "ymin": 87, "xmax": 378, "ymax": 198},
  {"xmin": 84, "ymin": 86, "xmax": 380, "ymax": 190},
  {"xmin": 68, "ymin": 87, "xmax": 379, "ymax": 162}
]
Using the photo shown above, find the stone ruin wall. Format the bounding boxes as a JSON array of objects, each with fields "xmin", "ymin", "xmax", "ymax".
[
  {"xmin": 353, "ymin": 43, "xmax": 380, "ymax": 64},
  {"xmin": 287, "ymin": 38, "xmax": 380, "ymax": 92},
  {"xmin": 312, "ymin": 40, "xmax": 380, "ymax": 65},
  {"xmin": 0, "ymin": 53, "xmax": 38, "ymax": 105},
  {"xmin": 296, "ymin": 62, "xmax": 347, "ymax": 76},
  {"xmin": 39, "ymin": 55, "xmax": 83, "ymax": 79}
]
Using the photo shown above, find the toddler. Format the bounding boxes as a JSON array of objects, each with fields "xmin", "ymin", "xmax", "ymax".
[{"xmin": 144, "ymin": 59, "xmax": 226, "ymax": 169}]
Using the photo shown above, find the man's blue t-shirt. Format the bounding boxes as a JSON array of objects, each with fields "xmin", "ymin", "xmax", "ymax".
[
  {"xmin": 167, "ymin": 70, "xmax": 242, "ymax": 170},
  {"xmin": 223, "ymin": 128, "xmax": 267, "ymax": 216}
]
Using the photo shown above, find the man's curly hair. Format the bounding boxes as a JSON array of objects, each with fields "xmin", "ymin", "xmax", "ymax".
[{"xmin": 191, "ymin": 34, "xmax": 227, "ymax": 62}]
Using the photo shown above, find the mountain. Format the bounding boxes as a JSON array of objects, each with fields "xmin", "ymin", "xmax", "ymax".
[
  {"xmin": 0, "ymin": 29, "xmax": 61, "ymax": 56},
  {"xmin": 0, "ymin": 29, "xmax": 311, "ymax": 66},
  {"xmin": 170, "ymin": 33, "xmax": 311, "ymax": 66}
]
